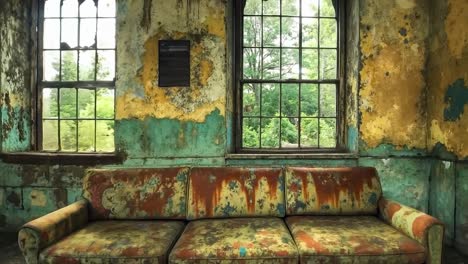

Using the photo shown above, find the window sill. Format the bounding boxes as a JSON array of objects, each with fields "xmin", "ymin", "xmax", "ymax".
[
  {"xmin": 0, "ymin": 152, "xmax": 125, "ymax": 165},
  {"xmin": 225, "ymin": 152, "xmax": 358, "ymax": 160}
]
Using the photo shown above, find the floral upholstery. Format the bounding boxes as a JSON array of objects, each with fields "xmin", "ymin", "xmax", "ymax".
[
  {"xmin": 285, "ymin": 167, "xmax": 382, "ymax": 215},
  {"xmin": 83, "ymin": 168, "xmax": 189, "ymax": 219},
  {"xmin": 286, "ymin": 216, "xmax": 426, "ymax": 264},
  {"xmin": 169, "ymin": 218, "xmax": 298, "ymax": 263},
  {"xmin": 187, "ymin": 167, "xmax": 285, "ymax": 219},
  {"xmin": 40, "ymin": 221, "xmax": 185, "ymax": 264}
]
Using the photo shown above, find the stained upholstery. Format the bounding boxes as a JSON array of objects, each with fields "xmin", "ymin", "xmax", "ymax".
[
  {"xmin": 286, "ymin": 216, "xmax": 426, "ymax": 264},
  {"xmin": 187, "ymin": 167, "xmax": 285, "ymax": 219},
  {"xmin": 169, "ymin": 218, "xmax": 298, "ymax": 263},
  {"xmin": 83, "ymin": 168, "xmax": 189, "ymax": 219},
  {"xmin": 39, "ymin": 221, "xmax": 185, "ymax": 264},
  {"xmin": 285, "ymin": 167, "xmax": 382, "ymax": 215}
]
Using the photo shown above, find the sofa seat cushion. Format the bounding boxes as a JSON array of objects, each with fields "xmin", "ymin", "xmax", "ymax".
[
  {"xmin": 286, "ymin": 216, "xmax": 426, "ymax": 264},
  {"xmin": 169, "ymin": 218, "xmax": 298, "ymax": 263},
  {"xmin": 40, "ymin": 220, "xmax": 185, "ymax": 263}
]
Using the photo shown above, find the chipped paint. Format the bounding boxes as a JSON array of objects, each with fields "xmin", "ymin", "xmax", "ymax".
[
  {"xmin": 444, "ymin": 79, "xmax": 468, "ymax": 121},
  {"xmin": 29, "ymin": 190, "xmax": 47, "ymax": 207}
]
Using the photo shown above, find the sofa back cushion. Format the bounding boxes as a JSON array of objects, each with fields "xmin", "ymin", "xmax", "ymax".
[
  {"xmin": 285, "ymin": 167, "xmax": 381, "ymax": 215},
  {"xmin": 187, "ymin": 167, "xmax": 285, "ymax": 219},
  {"xmin": 83, "ymin": 168, "xmax": 189, "ymax": 220}
]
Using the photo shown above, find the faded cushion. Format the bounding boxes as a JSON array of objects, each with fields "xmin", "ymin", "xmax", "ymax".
[
  {"xmin": 285, "ymin": 167, "xmax": 382, "ymax": 215},
  {"xmin": 187, "ymin": 167, "xmax": 285, "ymax": 219},
  {"xmin": 40, "ymin": 221, "xmax": 185, "ymax": 263},
  {"xmin": 83, "ymin": 168, "xmax": 189, "ymax": 219},
  {"xmin": 169, "ymin": 218, "xmax": 298, "ymax": 263},
  {"xmin": 286, "ymin": 216, "xmax": 426, "ymax": 264}
]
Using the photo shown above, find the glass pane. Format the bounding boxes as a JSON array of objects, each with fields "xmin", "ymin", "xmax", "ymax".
[
  {"xmin": 78, "ymin": 89, "xmax": 95, "ymax": 118},
  {"xmin": 320, "ymin": 49, "xmax": 337, "ymax": 79},
  {"xmin": 96, "ymin": 88, "xmax": 115, "ymax": 119},
  {"xmin": 61, "ymin": 50, "xmax": 78, "ymax": 81},
  {"xmin": 98, "ymin": 0, "xmax": 116, "ymax": 17},
  {"xmin": 281, "ymin": 118, "xmax": 298, "ymax": 147},
  {"xmin": 97, "ymin": 50, "xmax": 115, "ymax": 80},
  {"xmin": 262, "ymin": 83, "xmax": 280, "ymax": 117},
  {"xmin": 302, "ymin": 18, "xmax": 318, "ymax": 47},
  {"xmin": 43, "ymin": 19, "xmax": 60, "ymax": 49},
  {"xmin": 61, "ymin": 18, "xmax": 78, "ymax": 48},
  {"xmin": 263, "ymin": 48, "xmax": 280, "ymax": 79},
  {"xmin": 301, "ymin": 84, "xmax": 318, "ymax": 117},
  {"xmin": 302, "ymin": 0, "xmax": 319, "ymax": 17},
  {"xmin": 244, "ymin": 16, "xmax": 261, "ymax": 47},
  {"xmin": 244, "ymin": 0, "xmax": 261, "ymax": 15},
  {"xmin": 281, "ymin": 49, "xmax": 299, "ymax": 79},
  {"xmin": 43, "ymin": 51, "xmax": 60, "ymax": 81},
  {"xmin": 261, "ymin": 118, "xmax": 279, "ymax": 148},
  {"xmin": 97, "ymin": 18, "xmax": 115, "ymax": 48},
  {"xmin": 320, "ymin": 18, "xmax": 337, "ymax": 48},
  {"xmin": 96, "ymin": 120, "xmax": 115, "ymax": 152},
  {"xmin": 263, "ymin": 0, "xmax": 280, "ymax": 15},
  {"xmin": 281, "ymin": 84, "xmax": 299, "ymax": 117},
  {"xmin": 319, "ymin": 118, "xmax": 336, "ymax": 147},
  {"xmin": 243, "ymin": 84, "xmax": 260, "ymax": 117},
  {"xmin": 60, "ymin": 120, "xmax": 77, "ymax": 151},
  {"xmin": 60, "ymin": 88, "xmax": 77, "ymax": 118},
  {"xmin": 320, "ymin": 0, "xmax": 336, "ymax": 17},
  {"xmin": 263, "ymin": 17, "xmax": 280, "ymax": 47},
  {"xmin": 282, "ymin": 0, "xmax": 299, "ymax": 16},
  {"xmin": 79, "ymin": 50, "xmax": 96, "ymax": 81},
  {"xmin": 243, "ymin": 118, "xmax": 260, "ymax": 148},
  {"xmin": 243, "ymin": 48, "xmax": 262, "ymax": 79},
  {"xmin": 78, "ymin": 120, "xmax": 95, "ymax": 152},
  {"xmin": 42, "ymin": 120, "xmax": 59, "ymax": 151},
  {"xmin": 281, "ymin": 17, "xmax": 299, "ymax": 47},
  {"xmin": 62, "ymin": 0, "xmax": 78, "ymax": 17},
  {"xmin": 80, "ymin": 18, "xmax": 97, "ymax": 48},
  {"xmin": 301, "ymin": 118, "xmax": 318, "ymax": 147},
  {"xmin": 302, "ymin": 49, "xmax": 318, "ymax": 79},
  {"xmin": 320, "ymin": 84, "xmax": 336, "ymax": 117},
  {"xmin": 44, "ymin": 0, "xmax": 60, "ymax": 17},
  {"xmin": 80, "ymin": 0, "xmax": 97, "ymax": 17},
  {"xmin": 42, "ymin": 88, "xmax": 58, "ymax": 118}
]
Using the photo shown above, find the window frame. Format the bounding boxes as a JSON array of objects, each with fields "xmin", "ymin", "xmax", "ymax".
[{"xmin": 234, "ymin": 0, "xmax": 346, "ymax": 153}]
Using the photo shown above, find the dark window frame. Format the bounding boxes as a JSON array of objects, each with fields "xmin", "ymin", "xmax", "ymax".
[{"xmin": 234, "ymin": 0, "xmax": 346, "ymax": 153}]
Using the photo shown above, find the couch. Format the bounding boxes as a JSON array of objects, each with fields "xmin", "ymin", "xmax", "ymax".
[{"xmin": 18, "ymin": 167, "xmax": 444, "ymax": 264}]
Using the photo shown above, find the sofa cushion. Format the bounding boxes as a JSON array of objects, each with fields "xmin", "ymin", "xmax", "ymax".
[
  {"xmin": 286, "ymin": 216, "xmax": 426, "ymax": 264},
  {"xmin": 285, "ymin": 167, "xmax": 382, "ymax": 215},
  {"xmin": 83, "ymin": 168, "xmax": 189, "ymax": 219},
  {"xmin": 187, "ymin": 167, "xmax": 285, "ymax": 219},
  {"xmin": 40, "ymin": 221, "xmax": 185, "ymax": 263},
  {"xmin": 169, "ymin": 218, "xmax": 298, "ymax": 263}
]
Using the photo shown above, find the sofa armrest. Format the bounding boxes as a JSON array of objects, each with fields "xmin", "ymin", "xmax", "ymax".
[
  {"xmin": 378, "ymin": 197, "xmax": 444, "ymax": 264},
  {"xmin": 18, "ymin": 199, "xmax": 89, "ymax": 264}
]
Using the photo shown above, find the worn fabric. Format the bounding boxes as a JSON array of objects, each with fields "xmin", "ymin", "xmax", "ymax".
[
  {"xmin": 18, "ymin": 200, "xmax": 89, "ymax": 264},
  {"xmin": 286, "ymin": 216, "xmax": 426, "ymax": 264},
  {"xmin": 187, "ymin": 167, "xmax": 285, "ymax": 219},
  {"xmin": 285, "ymin": 167, "xmax": 382, "ymax": 215},
  {"xmin": 40, "ymin": 220, "xmax": 185, "ymax": 264},
  {"xmin": 169, "ymin": 218, "xmax": 298, "ymax": 264},
  {"xmin": 379, "ymin": 197, "xmax": 444, "ymax": 264},
  {"xmin": 83, "ymin": 168, "xmax": 189, "ymax": 219}
]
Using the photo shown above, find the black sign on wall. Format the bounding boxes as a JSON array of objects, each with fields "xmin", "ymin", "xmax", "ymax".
[{"xmin": 158, "ymin": 40, "xmax": 191, "ymax": 87}]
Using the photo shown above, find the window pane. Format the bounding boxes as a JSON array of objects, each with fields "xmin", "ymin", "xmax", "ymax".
[
  {"xmin": 263, "ymin": 0, "xmax": 280, "ymax": 15},
  {"xmin": 80, "ymin": 18, "xmax": 97, "ymax": 48},
  {"xmin": 320, "ymin": 0, "xmax": 336, "ymax": 17},
  {"xmin": 263, "ymin": 48, "xmax": 280, "ymax": 79},
  {"xmin": 243, "ymin": 48, "xmax": 262, "ymax": 79},
  {"xmin": 319, "ymin": 118, "xmax": 336, "ymax": 147},
  {"xmin": 60, "ymin": 120, "xmax": 77, "ymax": 151},
  {"xmin": 281, "ymin": 118, "xmax": 298, "ymax": 147},
  {"xmin": 244, "ymin": 0, "xmax": 262, "ymax": 15},
  {"xmin": 62, "ymin": 0, "xmax": 78, "ymax": 17},
  {"xmin": 60, "ymin": 88, "xmax": 77, "ymax": 118},
  {"xmin": 301, "ymin": 118, "xmax": 318, "ymax": 147},
  {"xmin": 78, "ymin": 120, "xmax": 95, "ymax": 152},
  {"xmin": 61, "ymin": 18, "xmax": 78, "ymax": 49},
  {"xmin": 301, "ymin": 84, "xmax": 318, "ymax": 117},
  {"xmin": 244, "ymin": 16, "xmax": 261, "ymax": 47},
  {"xmin": 281, "ymin": 84, "xmax": 299, "ymax": 117},
  {"xmin": 302, "ymin": 0, "xmax": 319, "ymax": 17},
  {"xmin": 44, "ymin": 19, "xmax": 60, "ymax": 49},
  {"xmin": 243, "ymin": 84, "xmax": 260, "ymax": 117},
  {"xmin": 61, "ymin": 51, "xmax": 78, "ymax": 81},
  {"xmin": 43, "ymin": 51, "xmax": 60, "ymax": 81},
  {"xmin": 78, "ymin": 89, "xmax": 95, "ymax": 118},
  {"xmin": 302, "ymin": 49, "xmax": 318, "ymax": 79},
  {"xmin": 302, "ymin": 18, "xmax": 318, "ymax": 48},
  {"xmin": 42, "ymin": 88, "xmax": 58, "ymax": 118},
  {"xmin": 320, "ymin": 49, "xmax": 337, "ymax": 79},
  {"xmin": 43, "ymin": 120, "xmax": 59, "ymax": 151},
  {"xmin": 80, "ymin": 0, "xmax": 97, "ymax": 17},
  {"xmin": 262, "ymin": 84, "xmax": 280, "ymax": 117},
  {"xmin": 320, "ymin": 84, "xmax": 336, "ymax": 117},
  {"xmin": 261, "ymin": 118, "xmax": 279, "ymax": 148},
  {"xmin": 243, "ymin": 118, "xmax": 260, "ymax": 148},
  {"xmin": 281, "ymin": 17, "xmax": 299, "ymax": 47},
  {"xmin": 79, "ymin": 50, "xmax": 96, "ymax": 81},
  {"xmin": 263, "ymin": 17, "xmax": 280, "ymax": 47},
  {"xmin": 98, "ymin": 0, "xmax": 116, "ymax": 17},
  {"xmin": 96, "ymin": 120, "xmax": 114, "ymax": 151},
  {"xmin": 44, "ymin": 0, "xmax": 60, "ymax": 17},
  {"xmin": 97, "ymin": 18, "xmax": 115, "ymax": 48},
  {"xmin": 97, "ymin": 50, "xmax": 115, "ymax": 80},
  {"xmin": 320, "ymin": 18, "xmax": 337, "ymax": 48},
  {"xmin": 96, "ymin": 88, "xmax": 115, "ymax": 119},
  {"xmin": 281, "ymin": 49, "xmax": 299, "ymax": 79},
  {"xmin": 282, "ymin": 0, "xmax": 299, "ymax": 16}
]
